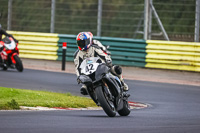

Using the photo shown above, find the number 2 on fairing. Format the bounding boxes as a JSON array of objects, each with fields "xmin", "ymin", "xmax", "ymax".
[{"xmin": 86, "ymin": 64, "xmax": 94, "ymax": 72}]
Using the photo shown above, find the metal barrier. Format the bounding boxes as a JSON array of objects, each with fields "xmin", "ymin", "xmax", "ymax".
[
  {"xmin": 57, "ymin": 35, "xmax": 147, "ymax": 67},
  {"xmin": 6, "ymin": 31, "xmax": 200, "ymax": 72},
  {"xmin": 7, "ymin": 31, "xmax": 59, "ymax": 60},
  {"xmin": 97, "ymin": 37, "xmax": 147, "ymax": 67},
  {"xmin": 57, "ymin": 34, "xmax": 76, "ymax": 61},
  {"xmin": 146, "ymin": 40, "xmax": 200, "ymax": 72}
]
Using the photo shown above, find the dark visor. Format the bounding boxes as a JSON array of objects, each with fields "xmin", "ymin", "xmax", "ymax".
[
  {"xmin": 77, "ymin": 38, "xmax": 90, "ymax": 49},
  {"xmin": 77, "ymin": 40, "xmax": 86, "ymax": 48}
]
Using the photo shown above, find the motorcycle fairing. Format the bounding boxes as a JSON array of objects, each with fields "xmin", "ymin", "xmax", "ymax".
[
  {"xmin": 94, "ymin": 63, "xmax": 109, "ymax": 82},
  {"xmin": 79, "ymin": 75, "xmax": 92, "ymax": 85},
  {"xmin": 10, "ymin": 53, "xmax": 18, "ymax": 64},
  {"xmin": 0, "ymin": 37, "xmax": 20, "ymax": 67}
]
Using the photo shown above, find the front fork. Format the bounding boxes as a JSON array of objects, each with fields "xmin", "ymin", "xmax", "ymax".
[
  {"xmin": 89, "ymin": 81, "xmax": 114, "ymax": 106},
  {"xmin": 102, "ymin": 76, "xmax": 130, "ymax": 111},
  {"xmin": 102, "ymin": 80, "xmax": 114, "ymax": 102},
  {"xmin": 10, "ymin": 53, "xmax": 18, "ymax": 64},
  {"xmin": 1, "ymin": 48, "xmax": 18, "ymax": 65}
]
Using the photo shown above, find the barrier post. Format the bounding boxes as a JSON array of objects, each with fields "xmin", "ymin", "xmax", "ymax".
[{"xmin": 62, "ymin": 42, "xmax": 67, "ymax": 71}]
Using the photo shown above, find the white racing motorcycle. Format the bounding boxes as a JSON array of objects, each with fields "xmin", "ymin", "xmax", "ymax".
[{"xmin": 78, "ymin": 57, "xmax": 131, "ymax": 117}]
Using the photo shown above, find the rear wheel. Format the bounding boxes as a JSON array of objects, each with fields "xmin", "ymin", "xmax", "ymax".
[
  {"xmin": 118, "ymin": 100, "xmax": 131, "ymax": 116},
  {"xmin": 14, "ymin": 55, "xmax": 23, "ymax": 72},
  {"xmin": 96, "ymin": 86, "xmax": 116, "ymax": 117}
]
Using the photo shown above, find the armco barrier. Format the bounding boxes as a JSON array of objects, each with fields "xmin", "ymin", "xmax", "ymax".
[
  {"xmin": 96, "ymin": 37, "xmax": 147, "ymax": 67},
  {"xmin": 7, "ymin": 31, "xmax": 59, "ymax": 60},
  {"xmin": 146, "ymin": 40, "xmax": 200, "ymax": 72},
  {"xmin": 7, "ymin": 31, "xmax": 147, "ymax": 67},
  {"xmin": 6, "ymin": 31, "xmax": 200, "ymax": 72},
  {"xmin": 57, "ymin": 34, "xmax": 77, "ymax": 62},
  {"xmin": 57, "ymin": 35, "xmax": 147, "ymax": 67}
]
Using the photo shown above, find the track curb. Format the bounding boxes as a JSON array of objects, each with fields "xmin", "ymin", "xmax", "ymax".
[{"xmin": 18, "ymin": 101, "xmax": 148, "ymax": 111}]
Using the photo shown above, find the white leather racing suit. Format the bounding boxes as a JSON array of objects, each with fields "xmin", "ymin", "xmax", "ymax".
[
  {"xmin": 74, "ymin": 39, "xmax": 129, "ymax": 93},
  {"xmin": 74, "ymin": 40, "xmax": 111, "ymax": 76}
]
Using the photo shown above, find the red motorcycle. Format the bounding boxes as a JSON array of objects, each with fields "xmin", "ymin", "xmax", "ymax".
[{"xmin": 0, "ymin": 37, "xmax": 23, "ymax": 72}]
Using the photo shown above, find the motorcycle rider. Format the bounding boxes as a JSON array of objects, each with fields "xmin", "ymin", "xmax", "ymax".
[
  {"xmin": 0, "ymin": 24, "xmax": 18, "ymax": 64},
  {"xmin": 74, "ymin": 32, "xmax": 129, "ymax": 95},
  {"xmin": 0, "ymin": 24, "xmax": 18, "ymax": 52}
]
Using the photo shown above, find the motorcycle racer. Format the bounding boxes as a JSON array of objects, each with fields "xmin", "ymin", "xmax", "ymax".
[
  {"xmin": 0, "ymin": 24, "xmax": 19, "ymax": 68},
  {"xmin": 0, "ymin": 24, "xmax": 18, "ymax": 52},
  {"xmin": 74, "ymin": 32, "xmax": 129, "ymax": 95}
]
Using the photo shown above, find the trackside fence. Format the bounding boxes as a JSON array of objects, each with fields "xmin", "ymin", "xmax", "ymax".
[{"xmin": 7, "ymin": 31, "xmax": 200, "ymax": 72}]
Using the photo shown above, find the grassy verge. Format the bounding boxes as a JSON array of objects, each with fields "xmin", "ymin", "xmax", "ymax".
[{"xmin": 0, "ymin": 87, "xmax": 97, "ymax": 110}]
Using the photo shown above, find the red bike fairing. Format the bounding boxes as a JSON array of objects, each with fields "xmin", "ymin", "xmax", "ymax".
[{"xmin": 0, "ymin": 37, "xmax": 19, "ymax": 64}]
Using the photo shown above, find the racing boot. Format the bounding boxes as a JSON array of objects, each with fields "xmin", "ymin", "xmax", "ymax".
[
  {"xmin": 80, "ymin": 84, "xmax": 88, "ymax": 95},
  {"xmin": 120, "ymin": 77, "xmax": 129, "ymax": 91},
  {"xmin": 110, "ymin": 65, "xmax": 129, "ymax": 91}
]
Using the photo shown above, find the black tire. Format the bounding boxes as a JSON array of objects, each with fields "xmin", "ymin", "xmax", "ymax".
[
  {"xmin": 88, "ymin": 89, "xmax": 98, "ymax": 105},
  {"xmin": 0, "ymin": 56, "xmax": 2, "ymax": 63},
  {"xmin": 3, "ymin": 66, "xmax": 7, "ymax": 71},
  {"xmin": 0, "ymin": 57, "xmax": 7, "ymax": 71},
  {"xmin": 14, "ymin": 55, "xmax": 23, "ymax": 72},
  {"xmin": 96, "ymin": 86, "xmax": 116, "ymax": 117},
  {"xmin": 118, "ymin": 100, "xmax": 131, "ymax": 116}
]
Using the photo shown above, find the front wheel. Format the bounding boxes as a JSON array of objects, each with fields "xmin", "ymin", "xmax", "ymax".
[
  {"xmin": 0, "ymin": 56, "xmax": 7, "ymax": 71},
  {"xmin": 14, "ymin": 55, "xmax": 23, "ymax": 72},
  {"xmin": 95, "ymin": 86, "xmax": 116, "ymax": 117},
  {"xmin": 118, "ymin": 100, "xmax": 131, "ymax": 116}
]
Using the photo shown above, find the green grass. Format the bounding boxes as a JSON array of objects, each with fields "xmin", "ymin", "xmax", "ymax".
[{"xmin": 0, "ymin": 87, "xmax": 97, "ymax": 110}]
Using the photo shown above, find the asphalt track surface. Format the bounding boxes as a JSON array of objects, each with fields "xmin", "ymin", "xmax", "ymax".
[{"xmin": 0, "ymin": 69, "xmax": 200, "ymax": 133}]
